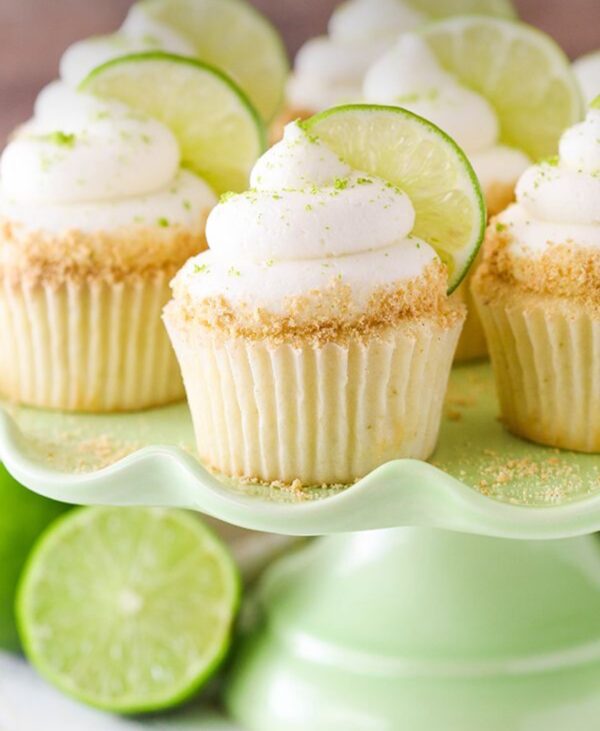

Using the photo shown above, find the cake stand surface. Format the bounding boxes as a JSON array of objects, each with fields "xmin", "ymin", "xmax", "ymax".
[{"xmin": 1, "ymin": 363, "xmax": 600, "ymax": 729}]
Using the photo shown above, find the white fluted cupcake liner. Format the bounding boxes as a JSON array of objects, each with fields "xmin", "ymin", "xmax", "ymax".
[
  {"xmin": 452, "ymin": 274, "xmax": 488, "ymax": 362},
  {"xmin": 165, "ymin": 319, "xmax": 462, "ymax": 485},
  {"xmin": 474, "ymin": 292, "xmax": 600, "ymax": 453},
  {"xmin": 0, "ymin": 274, "xmax": 184, "ymax": 412}
]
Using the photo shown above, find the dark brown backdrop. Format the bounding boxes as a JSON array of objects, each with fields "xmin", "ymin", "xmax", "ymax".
[{"xmin": 1, "ymin": 0, "xmax": 598, "ymax": 139}]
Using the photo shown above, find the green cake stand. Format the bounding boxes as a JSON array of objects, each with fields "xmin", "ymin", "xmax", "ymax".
[{"xmin": 2, "ymin": 363, "xmax": 600, "ymax": 730}]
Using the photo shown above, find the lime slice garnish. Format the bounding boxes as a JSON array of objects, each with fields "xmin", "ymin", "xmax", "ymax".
[
  {"xmin": 17, "ymin": 507, "xmax": 240, "ymax": 714},
  {"xmin": 128, "ymin": 0, "xmax": 289, "ymax": 122},
  {"xmin": 303, "ymin": 105, "xmax": 485, "ymax": 293},
  {"xmin": 81, "ymin": 52, "xmax": 265, "ymax": 194},
  {"xmin": 406, "ymin": 0, "xmax": 516, "ymax": 18},
  {"xmin": 419, "ymin": 16, "xmax": 583, "ymax": 160}
]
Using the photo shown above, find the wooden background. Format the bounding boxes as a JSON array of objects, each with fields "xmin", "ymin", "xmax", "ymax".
[{"xmin": 0, "ymin": 0, "xmax": 598, "ymax": 139}]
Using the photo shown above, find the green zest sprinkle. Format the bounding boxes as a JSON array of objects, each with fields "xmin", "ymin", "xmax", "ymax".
[
  {"xmin": 334, "ymin": 177, "xmax": 349, "ymax": 190},
  {"xmin": 496, "ymin": 222, "xmax": 507, "ymax": 233},
  {"xmin": 228, "ymin": 267, "xmax": 241, "ymax": 277},
  {"xmin": 543, "ymin": 155, "xmax": 559, "ymax": 167},
  {"xmin": 194, "ymin": 263, "xmax": 209, "ymax": 274},
  {"xmin": 266, "ymin": 259, "xmax": 274, "ymax": 267},
  {"xmin": 157, "ymin": 217, "xmax": 170, "ymax": 227},
  {"xmin": 42, "ymin": 131, "xmax": 77, "ymax": 148},
  {"xmin": 305, "ymin": 204, "xmax": 313, "ymax": 211},
  {"xmin": 356, "ymin": 177, "xmax": 374, "ymax": 185},
  {"xmin": 272, "ymin": 194, "xmax": 282, "ymax": 200},
  {"xmin": 220, "ymin": 191, "xmax": 236, "ymax": 204},
  {"xmin": 183, "ymin": 200, "xmax": 192, "ymax": 211}
]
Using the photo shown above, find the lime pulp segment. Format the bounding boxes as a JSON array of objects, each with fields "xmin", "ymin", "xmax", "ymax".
[
  {"xmin": 17, "ymin": 507, "xmax": 240, "ymax": 714},
  {"xmin": 303, "ymin": 105, "xmax": 486, "ymax": 293},
  {"xmin": 81, "ymin": 52, "xmax": 265, "ymax": 194}
]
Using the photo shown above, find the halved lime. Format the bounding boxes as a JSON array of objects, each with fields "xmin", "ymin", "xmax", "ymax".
[
  {"xmin": 303, "ymin": 105, "xmax": 485, "ymax": 293},
  {"xmin": 407, "ymin": 0, "xmax": 516, "ymax": 18},
  {"xmin": 127, "ymin": 0, "xmax": 289, "ymax": 122},
  {"xmin": 0, "ymin": 465, "xmax": 69, "ymax": 653},
  {"xmin": 17, "ymin": 507, "xmax": 240, "ymax": 714},
  {"xmin": 419, "ymin": 16, "xmax": 583, "ymax": 160},
  {"xmin": 81, "ymin": 52, "xmax": 265, "ymax": 194}
]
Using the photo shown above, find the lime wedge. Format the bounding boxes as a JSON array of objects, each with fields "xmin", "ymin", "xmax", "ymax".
[
  {"xmin": 303, "ymin": 105, "xmax": 485, "ymax": 293},
  {"xmin": 127, "ymin": 0, "xmax": 289, "ymax": 122},
  {"xmin": 17, "ymin": 507, "xmax": 240, "ymax": 714},
  {"xmin": 81, "ymin": 52, "xmax": 265, "ymax": 194},
  {"xmin": 407, "ymin": 0, "xmax": 516, "ymax": 18},
  {"xmin": 419, "ymin": 16, "xmax": 583, "ymax": 160}
]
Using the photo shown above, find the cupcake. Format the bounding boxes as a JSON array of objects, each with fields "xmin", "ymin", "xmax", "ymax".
[
  {"xmin": 573, "ymin": 50, "xmax": 600, "ymax": 106},
  {"xmin": 364, "ymin": 34, "xmax": 531, "ymax": 360},
  {"xmin": 278, "ymin": 0, "xmax": 425, "ymax": 136},
  {"xmin": 472, "ymin": 104, "xmax": 600, "ymax": 452},
  {"xmin": 0, "ymin": 88, "xmax": 216, "ymax": 412},
  {"xmin": 164, "ymin": 121, "xmax": 466, "ymax": 486}
]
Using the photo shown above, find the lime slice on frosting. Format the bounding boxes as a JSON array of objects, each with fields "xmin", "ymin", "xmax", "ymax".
[
  {"xmin": 407, "ymin": 0, "xmax": 516, "ymax": 18},
  {"xmin": 127, "ymin": 0, "xmax": 289, "ymax": 122},
  {"xmin": 419, "ymin": 16, "xmax": 583, "ymax": 160},
  {"xmin": 303, "ymin": 104, "xmax": 486, "ymax": 293},
  {"xmin": 17, "ymin": 507, "xmax": 240, "ymax": 714},
  {"xmin": 81, "ymin": 52, "xmax": 265, "ymax": 194}
]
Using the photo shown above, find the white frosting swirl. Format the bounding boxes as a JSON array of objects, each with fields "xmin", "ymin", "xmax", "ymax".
[
  {"xmin": 573, "ymin": 52, "xmax": 600, "ymax": 106},
  {"xmin": 287, "ymin": 0, "xmax": 425, "ymax": 112},
  {"xmin": 363, "ymin": 34, "xmax": 530, "ymax": 193},
  {"xmin": 174, "ymin": 122, "xmax": 437, "ymax": 312},
  {"xmin": 498, "ymin": 108, "xmax": 600, "ymax": 256},
  {"xmin": 0, "ymin": 86, "xmax": 216, "ymax": 233},
  {"xmin": 60, "ymin": 17, "xmax": 194, "ymax": 88}
]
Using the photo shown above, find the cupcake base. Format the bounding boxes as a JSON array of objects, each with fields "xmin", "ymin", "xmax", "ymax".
[
  {"xmin": 451, "ymin": 256, "xmax": 488, "ymax": 362},
  {"xmin": 473, "ymin": 285, "xmax": 600, "ymax": 453},
  {"xmin": 0, "ymin": 274, "xmax": 184, "ymax": 412},
  {"xmin": 453, "ymin": 183, "xmax": 517, "ymax": 362},
  {"xmin": 165, "ymin": 315, "xmax": 463, "ymax": 486}
]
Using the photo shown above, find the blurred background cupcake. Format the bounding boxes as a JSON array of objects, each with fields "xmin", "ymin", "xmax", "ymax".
[
  {"xmin": 472, "ymin": 102, "xmax": 600, "ymax": 452},
  {"xmin": 362, "ymin": 17, "xmax": 582, "ymax": 361},
  {"xmin": 277, "ymin": 0, "xmax": 518, "ymax": 139}
]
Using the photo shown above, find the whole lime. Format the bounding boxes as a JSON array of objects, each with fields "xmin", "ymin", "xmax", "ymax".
[{"xmin": 0, "ymin": 464, "xmax": 69, "ymax": 652}]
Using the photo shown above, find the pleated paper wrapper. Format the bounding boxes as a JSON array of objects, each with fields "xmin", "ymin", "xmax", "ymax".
[
  {"xmin": 0, "ymin": 274, "xmax": 184, "ymax": 412},
  {"xmin": 475, "ymin": 293, "xmax": 600, "ymax": 453}
]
